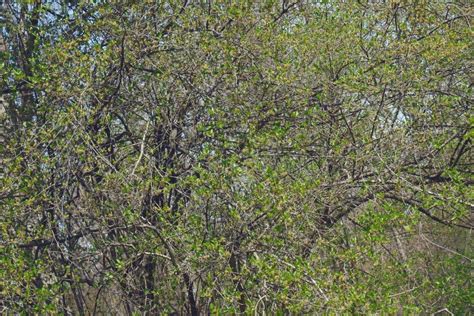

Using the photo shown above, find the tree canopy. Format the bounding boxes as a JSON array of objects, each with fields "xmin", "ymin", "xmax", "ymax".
[{"xmin": 0, "ymin": 1, "xmax": 472, "ymax": 314}]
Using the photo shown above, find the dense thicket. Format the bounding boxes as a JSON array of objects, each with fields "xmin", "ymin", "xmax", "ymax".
[{"xmin": 0, "ymin": 1, "xmax": 472, "ymax": 314}]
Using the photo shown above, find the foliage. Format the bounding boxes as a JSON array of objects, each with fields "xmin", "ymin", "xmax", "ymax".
[{"xmin": 0, "ymin": 1, "xmax": 472, "ymax": 314}]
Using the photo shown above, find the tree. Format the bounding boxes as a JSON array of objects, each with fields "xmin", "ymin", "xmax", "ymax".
[{"xmin": 1, "ymin": 1, "xmax": 472, "ymax": 314}]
